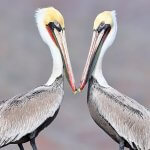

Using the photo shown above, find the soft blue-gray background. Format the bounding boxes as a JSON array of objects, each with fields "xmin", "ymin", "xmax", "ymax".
[{"xmin": 0, "ymin": 0, "xmax": 150, "ymax": 149}]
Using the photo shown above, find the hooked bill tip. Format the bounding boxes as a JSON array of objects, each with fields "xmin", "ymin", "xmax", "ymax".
[
  {"xmin": 77, "ymin": 88, "xmax": 82, "ymax": 92},
  {"xmin": 73, "ymin": 89, "xmax": 78, "ymax": 95}
]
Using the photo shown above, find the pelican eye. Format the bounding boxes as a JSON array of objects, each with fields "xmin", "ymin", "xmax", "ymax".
[
  {"xmin": 97, "ymin": 21, "xmax": 105, "ymax": 33},
  {"xmin": 54, "ymin": 21, "xmax": 60, "ymax": 28},
  {"xmin": 48, "ymin": 21, "xmax": 62, "ymax": 32},
  {"xmin": 100, "ymin": 21, "xmax": 105, "ymax": 27}
]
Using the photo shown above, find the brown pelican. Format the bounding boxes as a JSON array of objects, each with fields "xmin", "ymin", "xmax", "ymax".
[
  {"xmin": 79, "ymin": 11, "xmax": 150, "ymax": 150},
  {"xmin": 0, "ymin": 7, "xmax": 76, "ymax": 150}
]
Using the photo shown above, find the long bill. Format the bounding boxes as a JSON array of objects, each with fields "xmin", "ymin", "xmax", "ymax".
[
  {"xmin": 80, "ymin": 25, "xmax": 111, "ymax": 91},
  {"xmin": 53, "ymin": 29, "xmax": 76, "ymax": 93}
]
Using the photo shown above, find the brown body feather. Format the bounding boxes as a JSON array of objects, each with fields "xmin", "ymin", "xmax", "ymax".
[
  {"xmin": 0, "ymin": 76, "xmax": 63, "ymax": 148},
  {"xmin": 88, "ymin": 76, "xmax": 150, "ymax": 150}
]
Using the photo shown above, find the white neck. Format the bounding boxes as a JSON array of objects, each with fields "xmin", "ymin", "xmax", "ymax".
[
  {"xmin": 92, "ymin": 11, "xmax": 117, "ymax": 87},
  {"xmin": 46, "ymin": 41, "xmax": 63, "ymax": 86},
  {"xmin": 36, "ymin": 9, "xmax": 63, "ymax": 86}
]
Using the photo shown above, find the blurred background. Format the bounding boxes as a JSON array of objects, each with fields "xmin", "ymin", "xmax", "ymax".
[{"xmin": 0, "ymin": 0, "xmax": 150, "ymax": 149}]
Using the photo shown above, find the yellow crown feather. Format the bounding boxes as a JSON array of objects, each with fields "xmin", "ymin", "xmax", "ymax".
[
  {"xmin": 93, "ymin": 11, "xmax": 114, "ymax": 30},
  {"xmin": 37, "ymin": 7, "xmax": 65, "ymax": 28}
]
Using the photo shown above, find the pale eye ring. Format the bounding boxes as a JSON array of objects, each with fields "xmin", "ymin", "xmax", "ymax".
[
  {"xmin": 100, "ymin": 21, "xmax": 105, "ymax": 27},
  {"xmin": 54, "ymin": 21, "xmax": 60, "ymax": 28}
]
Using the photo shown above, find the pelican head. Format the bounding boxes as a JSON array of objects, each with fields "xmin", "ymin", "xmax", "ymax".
[
  {"xmin": 80, "ymin": 10, "xmax": 117, "ymax": 90},
  {"xmin": 36, "ymin": 7, "xmax": 76, "ymax": 92},
  {"xmin": 93, "ymin": 11, "xmax": 114, "ymax": 31}
]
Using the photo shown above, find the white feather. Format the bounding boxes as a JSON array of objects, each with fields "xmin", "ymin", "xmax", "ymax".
[
  {"xmin": 35, "ymin": 9, "xmax": 63, "ymax": 86},
  {"xmin": 93, "ymin": 10, "xmax": 117, "ymax": 87}
]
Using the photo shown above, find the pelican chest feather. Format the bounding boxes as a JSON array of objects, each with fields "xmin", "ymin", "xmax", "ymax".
[
  {"xmin": 0, "ymin": 75, "xmax": 63, "ymax": 147},
  {"xmin": 88, "ymin": 76, "xmax": 150, "ymax": 149}
]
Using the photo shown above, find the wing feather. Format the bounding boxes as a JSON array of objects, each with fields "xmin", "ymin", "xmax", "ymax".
[
  {"xmin": 96, "ymin": 86, "xmax": 150, "ymax": 149},
  {"xmin": 0, "ymin": 85, "xmax": 63, "ymax": 146}
]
